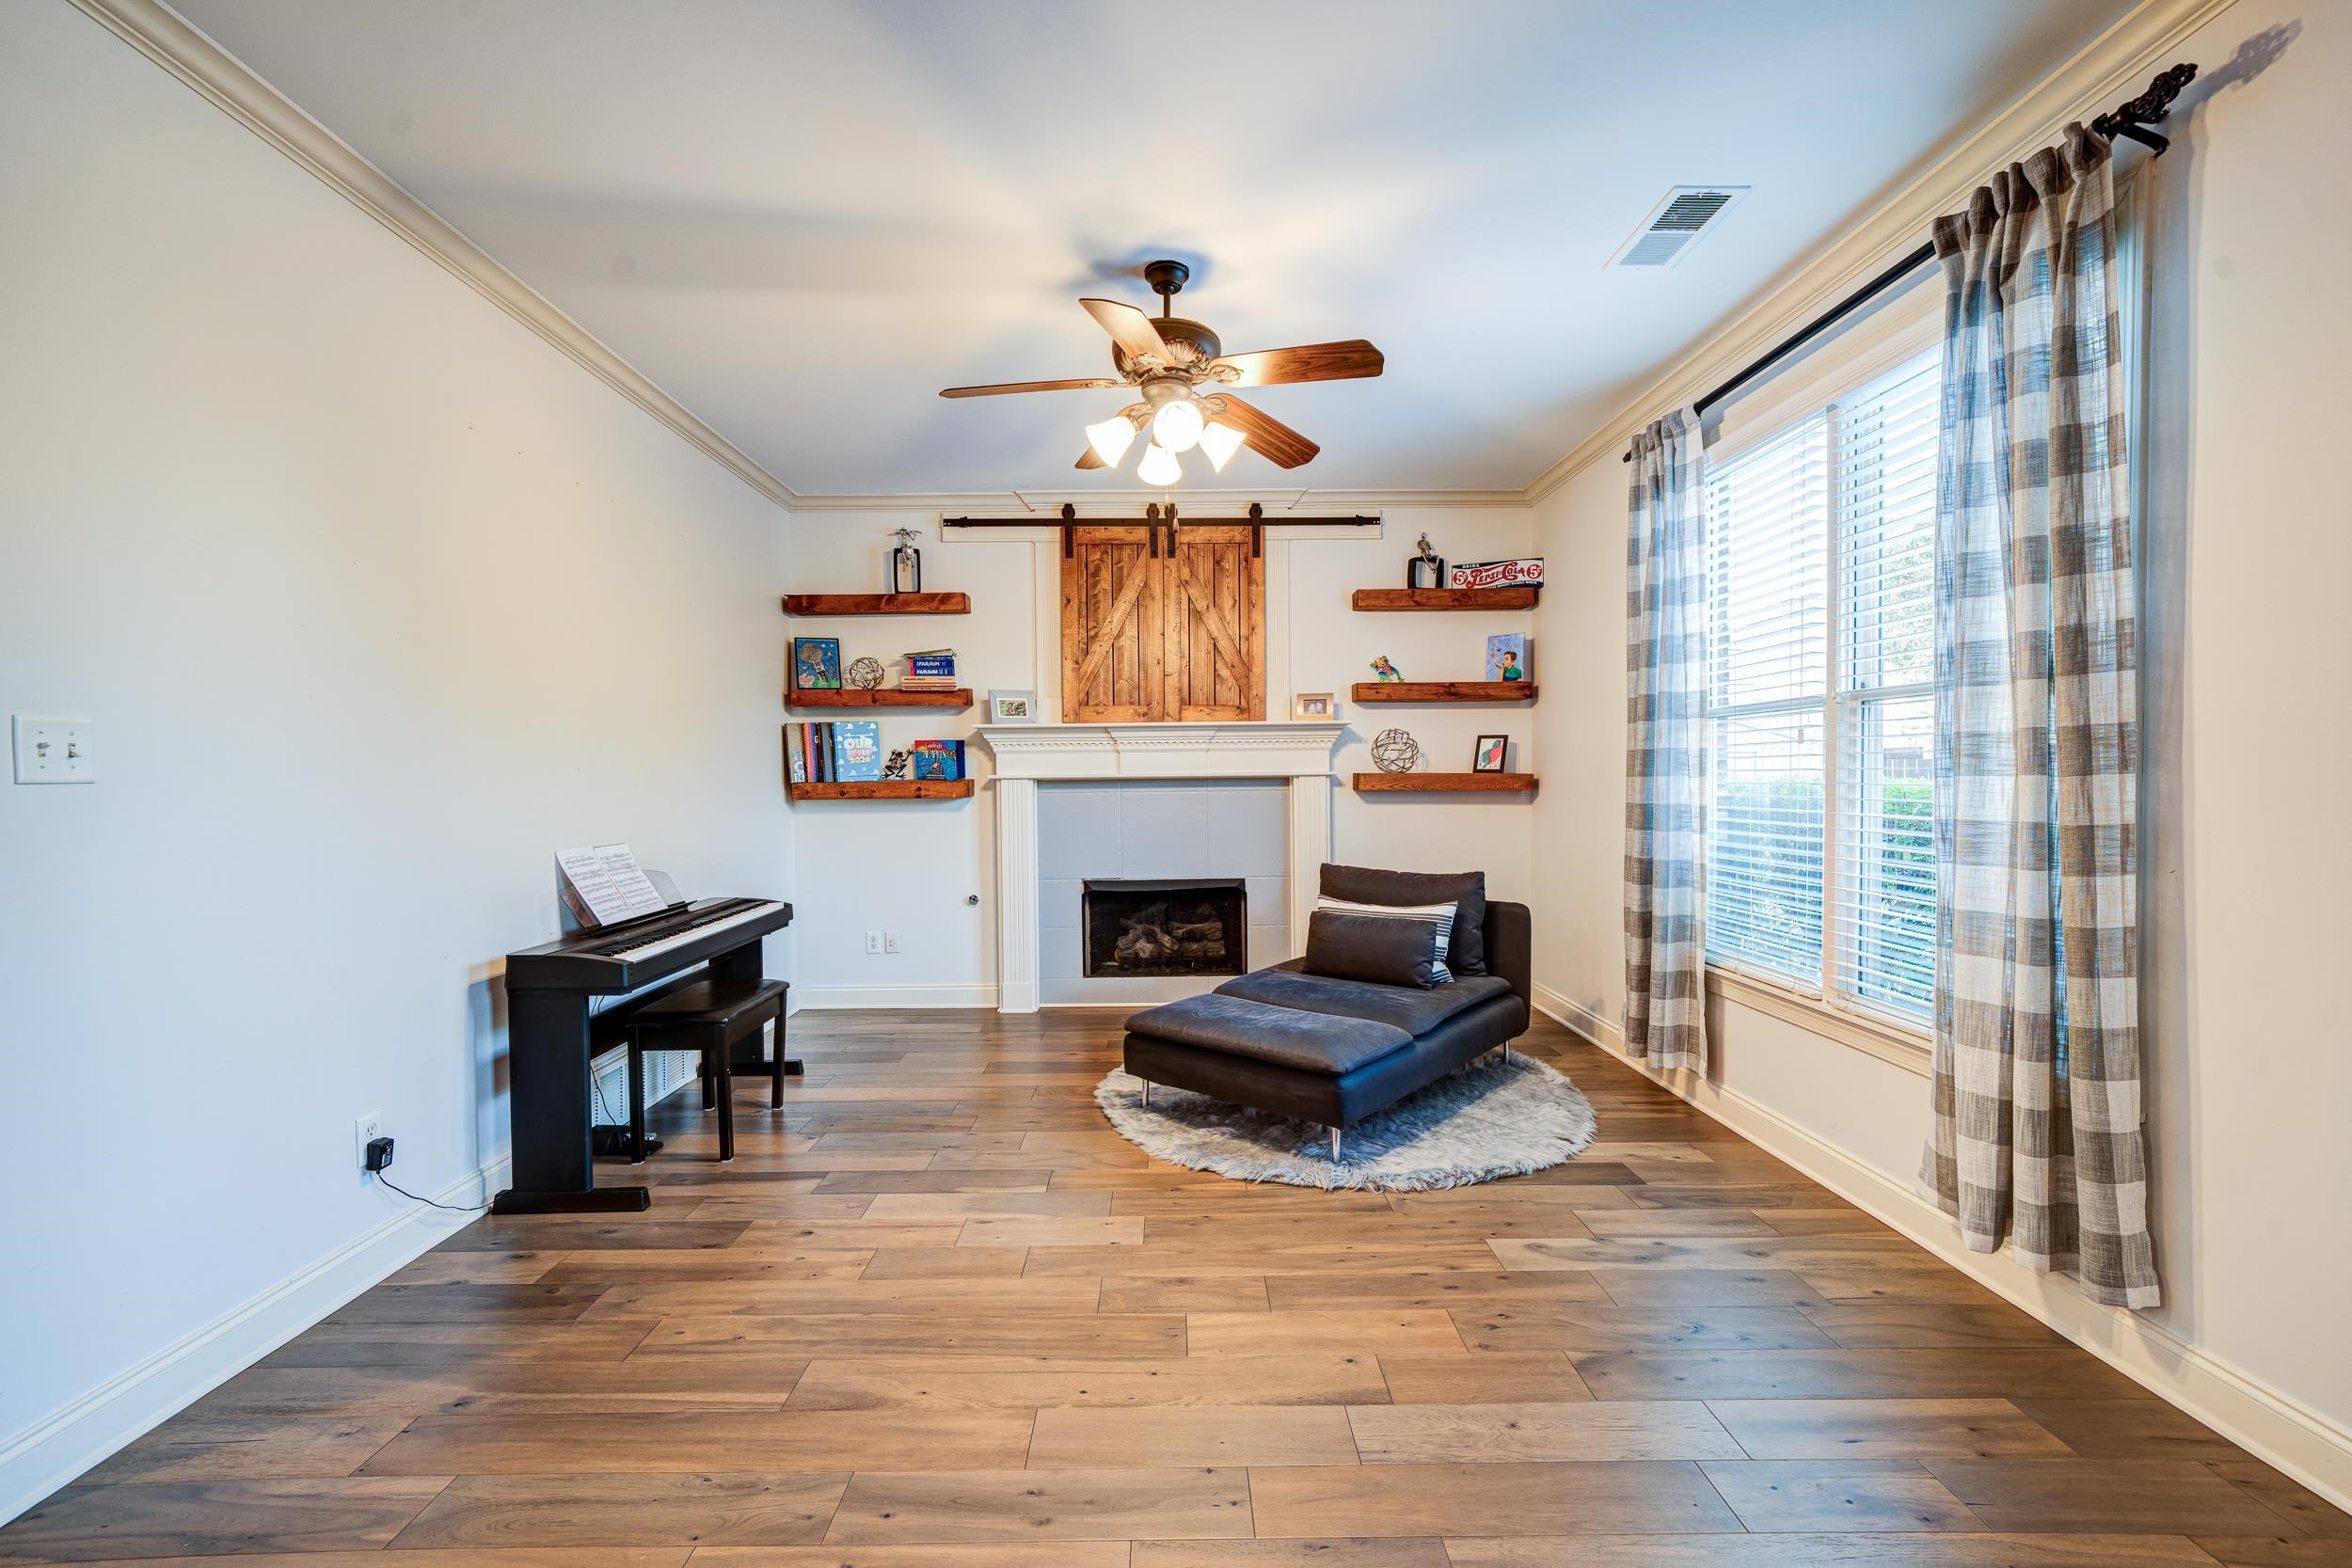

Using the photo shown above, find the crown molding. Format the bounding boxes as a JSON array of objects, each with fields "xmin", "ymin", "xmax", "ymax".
[
  {"xmin": 1519, "ymin": 0, "xmax": 2235, "ymax": 503},
  {"xmin": 783, "ymin": 486, "xmax": 1525, "ymax": 515},
  {"xmin": 67, "ymin": 0, "xmax": 801, "ymax": 513}
]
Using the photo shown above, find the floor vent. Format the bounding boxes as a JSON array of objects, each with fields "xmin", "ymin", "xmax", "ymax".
[{"xmin": 1610, "ymin": 186, "xmax": 1749, "ymax": 269}]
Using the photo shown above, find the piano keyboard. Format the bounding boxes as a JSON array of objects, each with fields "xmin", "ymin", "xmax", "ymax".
[{"xmin": 598, "ymin": 900, "xmax": 787, "ymax": 963}]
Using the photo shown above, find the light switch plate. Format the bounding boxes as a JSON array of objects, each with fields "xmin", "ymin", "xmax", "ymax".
[{"xmin": 12, "ymin": 717, "xmax": 93, "ymax": 784}]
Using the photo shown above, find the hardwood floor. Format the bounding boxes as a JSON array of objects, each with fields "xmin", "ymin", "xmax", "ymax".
[{"xmin": 7, "ymin": 1011, "xmax": 2346, "ymax": 1567}]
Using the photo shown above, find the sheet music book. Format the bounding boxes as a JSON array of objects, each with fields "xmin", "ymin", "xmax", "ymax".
[{"xmin": 555, "ymin": 843, "xmax": 667, "ymax": 927}]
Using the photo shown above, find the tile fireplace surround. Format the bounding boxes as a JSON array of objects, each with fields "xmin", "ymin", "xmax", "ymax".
[{"xmin": 973, "ymin": 722, "xmax": 1347, "ymax": 1013}]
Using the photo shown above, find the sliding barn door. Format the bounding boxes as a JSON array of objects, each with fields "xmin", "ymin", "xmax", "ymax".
[
  {"xmin": 1161, "ymin": 524, "xmax": 1264, "ymax": 721},
  {"xmin": 1061, "ymin": 526, "xmax": 1163, "ymax": 721},
  {"xmin": 1059, "ymin": 524, "xmax": 1264, "ymax": 722}
]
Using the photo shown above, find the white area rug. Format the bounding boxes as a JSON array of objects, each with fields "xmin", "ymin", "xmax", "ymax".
[{"xmin": 1095, "ymin": 1053, "xmax": 1597, "ymax": 1192}]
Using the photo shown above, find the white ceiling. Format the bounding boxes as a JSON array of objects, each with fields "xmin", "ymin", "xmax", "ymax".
[{"xmin": 175, "ymin": 0, "xmax": 2135, "ymax": 496}]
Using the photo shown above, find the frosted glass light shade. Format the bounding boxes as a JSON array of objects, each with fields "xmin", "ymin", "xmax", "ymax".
[
  {"xmin": 1085, "ymin": 414, "xmax": 1137, "ymax": 467},
  {"xmin": 1198, "ymin": 420, "xmax": 1246, "ymax": 471},
  {"xmin": 1150, "ymin": 396, "xmax": 1205, "ymax": 453},
  {"xmin": 1136, "ymin": 441, "xmax": 1182, "ymax": 486}
]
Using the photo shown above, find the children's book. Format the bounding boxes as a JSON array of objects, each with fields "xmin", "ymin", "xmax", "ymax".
[
  {"xmin": 908, "ymin": 738, "xmax": 964, "ymax": 780},
  {"xmin": 830, "ymin": 720, "xmax": 883, "ymax": 783},
  {"xmin": 1486, "ymin": 633, "xmax": 1529, "ymax": 683},
  {"xmin": 792, "ymin": 636, "xmax": 842, "ymax": 689}
]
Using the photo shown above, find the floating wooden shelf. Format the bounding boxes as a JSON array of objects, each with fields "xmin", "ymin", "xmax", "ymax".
[
  {"xmin": 789, "ymin": 779, "xmax": 977, "ymax": 800},
  {"xmin": 1353, "ymin": 681, "xmax": 1537, "ymax": 704},
  {"xmin": 1353, "ymin": 771, "xmax": 1539, "ymax": 794},
  {"xmin": 782, "ymin": 593, "xmax": 971, "ymax": 616},
  {"xmin": 787, "ymin": 688, "xmax": 973, "ymax": 710},
  {"xmin": 1351, "ymin": 587, "xmax": 1538, "ymax": 610}
]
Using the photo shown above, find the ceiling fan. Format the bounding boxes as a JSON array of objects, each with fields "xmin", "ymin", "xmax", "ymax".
[{"xmin": 939, "ymin": 259, "xmax": 1383, "ymax": 482}]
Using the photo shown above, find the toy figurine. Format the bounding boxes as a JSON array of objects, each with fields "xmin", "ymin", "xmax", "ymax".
[{"xmin": 1370, "ymin": 654, "xmax": 1403, "ymax": 683}]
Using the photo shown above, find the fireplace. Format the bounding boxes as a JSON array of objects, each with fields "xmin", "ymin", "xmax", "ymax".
[{"xmin": 1083, "ymin": 879, "xmax": 1247, "ymax": 978}]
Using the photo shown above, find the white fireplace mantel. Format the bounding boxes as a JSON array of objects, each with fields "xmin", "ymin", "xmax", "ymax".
[{"xmin": 974, "ymin": 722, "xmax": 1346, "ymax": 1011}]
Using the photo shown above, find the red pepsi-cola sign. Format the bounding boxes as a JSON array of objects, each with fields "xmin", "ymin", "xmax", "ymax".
[{"xmin": 1448, "ymin": 558, "xmax": 1545, "ymax": 591}]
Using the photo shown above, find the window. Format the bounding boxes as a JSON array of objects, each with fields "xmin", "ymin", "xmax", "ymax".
[{"xmin": 1704, "ymin": 349, "xmax": 1939, "ymax": 1026}]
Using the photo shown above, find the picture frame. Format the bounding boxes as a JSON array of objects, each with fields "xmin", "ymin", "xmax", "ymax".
[
  {"xmin": 1472, "ymin": 734, "xmax": 1509, "ymax": 773},
  {"xmin": 791, "ymin": 636, "xmax": 842, "ymax": 690},
  {"xmin": 987, "ymin": 689, "xmax": 1037, "ymax": 724},
  {"xmin": 1293, "ymin": 691, "xmax": 1337, "ymax": 721},
  {"xmin": 1485, "ymin": 633, "xmax": 1529, "ymax": 684}
]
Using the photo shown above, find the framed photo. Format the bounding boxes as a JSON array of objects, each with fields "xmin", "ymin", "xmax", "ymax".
[
  {"xmin": 1472, "ymin": 734, "xmax": 1509, "ymax": 773},
  {"xmin": 1485, "ymin": 633, "xmax": 1529, "ymax": 684},
  {"xmin": 1293, "ymin": 691, "xmax": 1337, "ymax": 720},
  {"xmin": 987, "ymin": 689, "xmax": 1037, "ymax": 724},
  {"xmin": 792, "ymin": 636, "xmax": 842, "ymax": 689}
]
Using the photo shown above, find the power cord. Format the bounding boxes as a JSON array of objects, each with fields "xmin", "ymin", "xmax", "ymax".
[{"xmin": 374, "ymin": 1174, "xmax": 486, "ymax": 1214}]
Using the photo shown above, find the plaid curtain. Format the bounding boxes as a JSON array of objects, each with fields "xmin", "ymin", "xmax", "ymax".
[
  {"xmin": 1624, "ymin": 409, "xmax": 1708, "ymax": 1074},
  {"xmin": 1923, "ymin": 126, "xmax": 2159, "ymax": 1309}
]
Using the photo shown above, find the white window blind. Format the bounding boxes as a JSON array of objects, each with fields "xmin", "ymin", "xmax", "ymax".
[
  {"xmin": 1834, "ymin": 356, "xmax": 1939, "ymax": 1019},
  {"xmin": 1704, "ymin": 415, "xmax": 1830, "ymax": 988},
  {"xmin": 1703, "ymin": 345, "xmax": 1942, "ymax": 1027}
]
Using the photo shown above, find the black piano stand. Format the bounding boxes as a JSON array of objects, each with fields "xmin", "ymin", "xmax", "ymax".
[{"xmin": 493, "ymin": 939, "xmax": 797, "ymax": 1214}]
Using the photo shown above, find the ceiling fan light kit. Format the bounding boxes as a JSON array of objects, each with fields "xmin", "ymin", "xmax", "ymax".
[{"xmin": 940, "ymin": 257, "xmax": 1383, "ymax": 482}]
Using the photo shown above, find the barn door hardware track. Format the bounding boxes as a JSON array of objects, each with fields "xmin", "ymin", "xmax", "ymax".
[{"xmin": 941, "ymin": 502, "xmax": 1380, "ymax": 561}]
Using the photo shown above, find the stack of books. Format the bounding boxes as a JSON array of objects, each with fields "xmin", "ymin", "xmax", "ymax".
[
  {"xmin": 900, "ymin": 647, "xmax": 958, "ymax": 691},
  {"xmin": 790, "ymin": 720, "xmax": 882, "ymax": 784}
]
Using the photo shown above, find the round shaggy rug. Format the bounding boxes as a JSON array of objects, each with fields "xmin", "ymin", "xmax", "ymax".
[{"xmin": 1094, "ymin": 1053, "xmax": 1597, "ymax": 1192}]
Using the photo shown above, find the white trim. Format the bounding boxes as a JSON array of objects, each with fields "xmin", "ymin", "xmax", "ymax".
[
  {"xmin": 1522, "ymin": 0, "xmax": 2234, "ymax": 501},
  {"xmin": 0, "ymin": 1151, "xmax": 507, "ymax": 1526},
  {"xmin": 787, "ymin": 491, "xmax": 1510, "ymax": 513},
  {"xmin": 976, "ymin": 721, "xmax": 1348, "ymax": 782},
  {"xmin": 1705, "ymin": 967, "xmax": 1931, "ymax": 1077},
  {"xmin": 1705, "ymin": 293, "xmax": 1943, "ymax": 467},
  {"xmin": 65, "ymin": 0, "xmax": 797, "ymax": 513},
  {"xmin": 1528, "ymin": 989, "xmax": 2352, "ymax": 1515},
  {"xmin": 792, "ymin": 983, "xmax": 1004, "ymax": 1010}
]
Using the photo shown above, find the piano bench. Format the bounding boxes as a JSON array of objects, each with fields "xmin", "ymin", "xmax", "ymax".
[{"xmin": 621, "ymin": 977, "xmax": 789, "ymax": 1164}]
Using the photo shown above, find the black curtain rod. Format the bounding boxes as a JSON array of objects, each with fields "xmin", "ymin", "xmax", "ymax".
[{"xmin": 1622, "ymin": 62, "xmax": 2197, "ymax": 463}]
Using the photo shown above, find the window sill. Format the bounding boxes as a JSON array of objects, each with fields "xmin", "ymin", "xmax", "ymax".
[{"xmin": 1704, "ymin": 967, "xmax": 1933, "ymax": 1077}]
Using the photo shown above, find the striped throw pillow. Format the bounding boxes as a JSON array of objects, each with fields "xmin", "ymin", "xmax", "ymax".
[{"xmin": 1310, "ymin": 895, "xmax": 1457, "ymax": 986}]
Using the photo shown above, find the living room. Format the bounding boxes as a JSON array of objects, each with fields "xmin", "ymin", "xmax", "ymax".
[{"xmin": 4, "ymin": 0, "xmax": 2346, "ymax": 1561}]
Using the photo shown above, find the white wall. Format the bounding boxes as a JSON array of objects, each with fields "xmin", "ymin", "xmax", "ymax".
[
  {"xmin": 785, "ymin": 505, "xmax": 1539, "ymax": 1006},
  {"xmin": 0, "ymin": 1, "xmax": 790, "ymax": 1516},
  {"xmin": 1528, "ymin": 0, "xmax": 2352, "ymax": 1501}
]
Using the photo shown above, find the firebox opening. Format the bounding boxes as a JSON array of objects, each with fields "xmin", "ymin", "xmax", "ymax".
[{"xmin": 1082, "ymin": 878, "xmax": 1247, "ymax": 978}]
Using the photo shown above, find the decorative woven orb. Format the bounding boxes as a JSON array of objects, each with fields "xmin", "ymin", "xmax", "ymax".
[
  {"xmin": 1371, "ymin": 728, "xmax": 1422, "ymax": 773},
  {"xmin": 846, "ymin": 656, "xmax": 885, "ymax": 689}
]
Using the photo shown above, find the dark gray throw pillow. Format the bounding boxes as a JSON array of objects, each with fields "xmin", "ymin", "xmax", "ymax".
[
  {"xmin": 1319, "ymin": 864, "xmax": 1488, "ymax": 975},
  {"xmin": 1303, "ymin": 906, "xmax": 1453, "ymax": 990}
]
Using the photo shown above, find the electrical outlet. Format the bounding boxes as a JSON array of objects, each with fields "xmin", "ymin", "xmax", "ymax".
[
  {"xmin": 353, "ymin": 1112, "xmax": 383, "ymax": 1174},
  {"xmin": 865, "ymin": 930, "xmax": 882, "ymax": 955},
  {"xmin": 12, "ymin": 716, "xmax": 93, "ymax": 784},
  {"xmin": 884, "ymin": 931, "xmax": 901, "ymax": 954}
]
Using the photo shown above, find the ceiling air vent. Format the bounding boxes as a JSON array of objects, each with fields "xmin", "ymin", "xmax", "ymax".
[{"xmin": 1609, "ymin": 185, "xmax": 1749, "ymax": 269}]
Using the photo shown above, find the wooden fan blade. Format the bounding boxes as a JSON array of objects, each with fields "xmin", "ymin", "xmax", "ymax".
[
  {"xmin": 1080, "ymin": 298, "xmax": 1176, "ymax": 368},
  {"xmin": 941, "ymin": 377, "xmax": 1121, "ymax": 398},
  {"xmin": 1211, "ymin": 340, "xmax": 1384, "ymax": 388},
  {"xmin": 1206, "ymin": 393, "xmax": 1320, "ymax": 469},
  {"xmin": 1075, "ymin": 446, "xmax": 1107, "ymax": 470}
]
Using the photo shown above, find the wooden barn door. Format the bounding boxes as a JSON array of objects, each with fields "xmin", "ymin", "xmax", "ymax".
[
  {"xmin": 1060, "ymin": 523, "xmax": 1263, "ymax": 722},
  {"xmin": 1160, "ymin": 524, "xmax": 1264, "ymax": 721},
  {"xmin": 1061, "ymin": 526, "xmax": 1163, "ymax": 721}
]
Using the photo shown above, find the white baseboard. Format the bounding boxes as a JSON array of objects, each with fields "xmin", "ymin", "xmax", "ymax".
[
  {"xmin": 1529, "ymin": 987, "xmax": 2352, "ymax": 1514},
  {"xmin": 792, "ymin": 982, "xmax": 1001, "ymax": 1010},
  {"xmin": 0, "ymin": 1153, "xmax": 507, "ymax": 1526}
]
